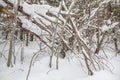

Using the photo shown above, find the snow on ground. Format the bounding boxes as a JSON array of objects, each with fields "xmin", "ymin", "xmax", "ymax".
[{"xmin": 0, "ymin": 41, "xmax": 120, "ymax": 80}]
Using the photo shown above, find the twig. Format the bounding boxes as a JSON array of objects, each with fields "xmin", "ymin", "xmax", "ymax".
[{"xmin": 26, "ymin": 51, "xmax": 40, "ymax": 80}]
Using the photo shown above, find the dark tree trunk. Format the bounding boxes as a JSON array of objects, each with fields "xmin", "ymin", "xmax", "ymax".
[
  {"xmin": 30, "ymin": 33, "xmax": 34, "ymax": 41},
  {"xmin": 114, "ymin": 38, "xmax": 118, "ymax": 54},
  {"xmin": 20, "ymin": 29, "xmax": 24, "ymax": 41},
  {"xmin": 26, "ymin": 33, "xmax": 29, "ymax": 46}
]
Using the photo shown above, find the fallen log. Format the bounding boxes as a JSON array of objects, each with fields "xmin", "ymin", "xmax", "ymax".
[{"xmin": 0, "ymin": 5, "xmax": 15, "ymax": 18}]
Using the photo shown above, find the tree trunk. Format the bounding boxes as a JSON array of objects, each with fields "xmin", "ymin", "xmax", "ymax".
[
  {"xmin": 30, "ymin": 33, "xmax": 34, "ymax": 41},
  {"xmin": 26, "ymin": 32, "xmax": 29, "ymax": 46},
  {"xmin": 7, "ymin": 24, "xmax": 15, "ymax": 67},
  {"xmin": 20, "ymin": 29, "xmax": 24, "ymax": 41}
]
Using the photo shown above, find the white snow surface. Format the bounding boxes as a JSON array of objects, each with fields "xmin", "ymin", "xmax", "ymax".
[
  {"xmin": 101, "ymin": 22, "xmax": 119, "ymax": 32},
  {"xmin": 0, "ymin": 42, "xmax": 120, "ymax": 80},
  {"xmin": 0, "ymin": 0, "xmax": 7, "ymax": 7}
]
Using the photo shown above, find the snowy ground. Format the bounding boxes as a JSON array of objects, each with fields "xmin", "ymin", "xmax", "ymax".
[{"xmin": 0, "ymin": 41, "xmax": 120, "ymax": 80}]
